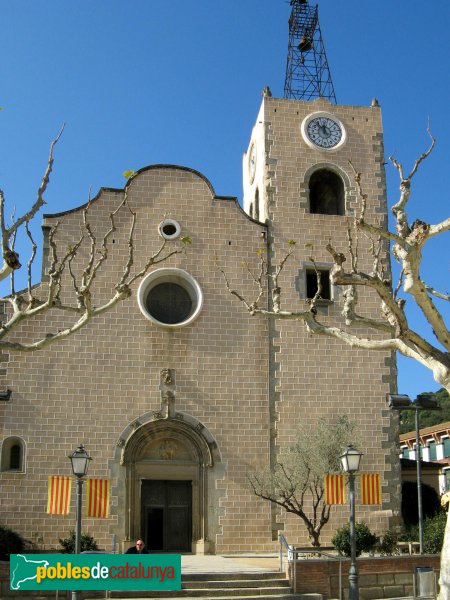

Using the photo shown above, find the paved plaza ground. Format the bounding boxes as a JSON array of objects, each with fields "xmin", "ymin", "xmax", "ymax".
[{"xmin": 181, "ymin": 553, "xmax": 280, "ymax": 573}]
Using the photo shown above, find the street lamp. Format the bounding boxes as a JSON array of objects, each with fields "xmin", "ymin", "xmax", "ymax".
[
  {"xmin": 387, "ymin": 393, "xmax": 441, "ymax": 553},
  {"xmin": 68, "ymin": 445, "xmax": 91, "ymax": 600},
  {"xmin": 340, "ymin": 444, "xmax": 363, "ymax": 600}
]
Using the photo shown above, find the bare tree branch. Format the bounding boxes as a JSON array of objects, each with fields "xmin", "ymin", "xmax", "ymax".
[
  {"xmin": 271, "ymin": 242, "xmax": 296, "ymax": 313},
  {"xmin": 423, "ymin": 284, "xmax": 450, "ymax": 302},
  {"xmin": 217, "ymin": 256, "xmax": 265, "ymax": 314},
  {"xmin": 307, "ymin": 256, "xmax": 324, "ymax": 312},
  {"xmin": 0, "ymin": 126, "xmax": 65, "ymax": 284},
  {"xmin": 226, "ymin": 129, "xmax": 450, "ymax": 391},
  {"xmin": 0, "ymin": 157, "xmax": 187, "ymax": 351},
  {"xmin": 406, "ymin": 120, "xmax": 436, "ymax": 180}
]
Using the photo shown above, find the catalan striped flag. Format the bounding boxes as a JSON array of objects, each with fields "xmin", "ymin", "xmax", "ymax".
[
  {"xmin": 324, "ymin": 473, "xmax": 346, "ymax": 505},
  {"xmin": 47, "ymin": 476, "xmax": 72, "ymax": 515},
  {"xmin": 361, "ymin": 473, "xmax": 382, "ymax": 505},
  {"xmin": 86, "ymin": 479, "xmax": 110, "ymax": 518}
]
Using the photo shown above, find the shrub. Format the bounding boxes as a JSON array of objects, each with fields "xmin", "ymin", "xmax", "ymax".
[
  {"xmin": 377, "ymin": 529, "xmax": 399, "ymax": 556},
  {"xmin": 0, "ymin": 525, "xmax": 25, "ymax": 561},
  {"xmin": 332, "ymin": 522, "xmax": 378, "ymax": 557},
  {"xmin": 399, "ymin": 510, "xmax": 447, "ymax": 554},
  {"xmin": 59, "ymin": 530, "xmax": 98, "ymax": 553},
  {"xmin": 399, "ymin": 522, "xmax": 418, "ymax": 541},
  {"xmin": 423, "ymin": 511, "xmax": 447, "ymax": 554}
]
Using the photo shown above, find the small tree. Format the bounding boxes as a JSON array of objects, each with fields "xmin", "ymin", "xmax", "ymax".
[{"xmin": 248, "ymin": 415, "xmax": 357, "ymax": 547}]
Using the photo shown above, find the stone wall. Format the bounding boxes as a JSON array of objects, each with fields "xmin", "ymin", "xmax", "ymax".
[{"xmin": 291, "ymin": 555, "xmax": 441, "ymax": 599}]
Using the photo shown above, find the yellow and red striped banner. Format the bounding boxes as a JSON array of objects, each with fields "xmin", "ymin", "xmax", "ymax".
[
  {"xmin": 86, "ymin": 479, "xmax": 110, "ymax": 518},
  {"xmin": 47, "ymin": 476, "xmax": 72, "ymax": 515},
  {"xmin": 324, "ymin": 474, "xmax": 346, "ymax": 505},
  {"xmin": 361, "ymin": 473, "xmax": 382, "ymax": 505}
]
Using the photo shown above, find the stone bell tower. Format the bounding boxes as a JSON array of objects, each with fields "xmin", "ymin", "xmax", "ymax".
[{"xmin": 242, "ymin": 0, "xmax": 399, "ymax": 542}]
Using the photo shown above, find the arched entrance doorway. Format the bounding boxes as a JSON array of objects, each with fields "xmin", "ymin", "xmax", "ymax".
[{"xmin": 112, "ymin": 412, "xmax": 221, "ymax": 554}]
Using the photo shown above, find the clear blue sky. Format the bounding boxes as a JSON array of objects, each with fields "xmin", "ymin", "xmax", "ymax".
[{"xmin": 0, "ymin": 0, "xmax": 449, "ymax": 399}]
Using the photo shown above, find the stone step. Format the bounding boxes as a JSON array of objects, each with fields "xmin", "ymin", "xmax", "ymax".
[
  {"xmin": 86, "ymin": 568, "xmax": 297, "ymax": 600},
  {"xmin": 183, "ymin": 572, "xmax": 285, "ymax": 581},
  {"xmin": 109, "ymin": 587, "xmax": 292, "ymax": 598},
  {"xmin": 100, "ymin": 596, "xmax": 304, "ymax": 600},
  {"xmin": 183, "ymin": 579, "xmax": 290, "ymax": 589}
]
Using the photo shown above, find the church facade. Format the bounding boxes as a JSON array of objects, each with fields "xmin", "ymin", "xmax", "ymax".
[{"xmin": 0, "ymin": 95, "xmax": 399, "ymax": 553}]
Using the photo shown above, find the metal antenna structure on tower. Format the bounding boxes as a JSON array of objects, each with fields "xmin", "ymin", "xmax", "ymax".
[{"xmin": 284, "ymin": 0, "xmax": 336, "ymax": 102}]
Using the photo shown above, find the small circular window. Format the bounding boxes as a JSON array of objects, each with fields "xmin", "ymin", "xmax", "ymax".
[
  {"xmin": 137, "ymin": 268, "xmax": 203, "ymax": 328},
  {"xmin": 158, "ymin": 219, "xmax": 181, "ymax": 240}
]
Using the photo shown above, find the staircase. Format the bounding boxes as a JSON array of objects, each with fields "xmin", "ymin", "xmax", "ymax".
[{"xmin": 105, "ymin": 570, "xmax": 304, "ymax": 600}]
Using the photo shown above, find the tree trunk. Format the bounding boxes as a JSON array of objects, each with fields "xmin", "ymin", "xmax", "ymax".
[
  {"xmin": 438, "ymin": 381, "xmax": 450, "ymax": 600},
  {"xmin": 308, "ymin": 530, "xmax": 321, "ymax": 548},
  {"xmin": 439, "ymin": 508, "xmax": 450, "ymax": 600}
]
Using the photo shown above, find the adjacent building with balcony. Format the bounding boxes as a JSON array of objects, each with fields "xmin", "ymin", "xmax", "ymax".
[{"xmin": 400, "ymin": 421, "xmax": 450, "ymax": 495}]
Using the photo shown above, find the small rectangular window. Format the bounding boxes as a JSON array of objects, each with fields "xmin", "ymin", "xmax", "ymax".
[
  {"xmin": 306, "ymin": 269, "xmax": 331, "ymax": 300},
  {"xmin": 400, "ymin": 447, "xmax": 409, "ymax": 459},
  {"xmin": 443, "ymin": 438, "xmax": 450, "ymax": 457},
  {"xmin": 428, "ymin": 440, "xmax": 437, "ymax": 461}
]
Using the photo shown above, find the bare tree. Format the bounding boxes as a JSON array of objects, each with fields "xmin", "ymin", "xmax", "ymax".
[
  {"xmin": 221, "ymin": 131, "xmax": 450, "ymax": 598},
  {"xmin": 222, "ymin": 130, "xmax": 449, "ymax": 392},
  {"xmin": 0, "ymin": 130, "xmax": 189, "ymax": 352},
  {"xmin": 248, "ymin": 415, "xmax": 357, "ymax": 547}
]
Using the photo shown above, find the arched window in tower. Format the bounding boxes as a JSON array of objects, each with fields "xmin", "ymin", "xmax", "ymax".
[
  {"xmin": 0, "ymin": 436, "xmax": 25, "ymax": 472},
  {"xmin": 309, "ymin": 169, "xmax": 345, "ymax": 215},
  {"xmin": 249, "ymin": 203, "xmax": 254, "ymax": 219},
  {"xmin": 254, "ymin": 188, "xmax": 260, "ymax": 221}
]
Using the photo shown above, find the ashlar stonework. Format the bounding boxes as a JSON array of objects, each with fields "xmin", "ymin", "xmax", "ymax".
[{"xmin": 0, "ymin": 95, "xmax": 399, "ymax": 553}]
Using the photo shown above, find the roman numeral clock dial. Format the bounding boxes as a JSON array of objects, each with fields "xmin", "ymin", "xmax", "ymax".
[{"xmin": 301, "ymin": 111, "xmax": 347, "ymax": 151}]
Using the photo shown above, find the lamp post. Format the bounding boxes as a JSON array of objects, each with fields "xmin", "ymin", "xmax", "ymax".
[
  {"xmin": 68, "ymin": 444, "xmax": 91, "ymax": 600},
  {"xmin": 340, "ymin": 444, "xmax": 363, "ymax": 600},
  {"xmin": 387, "ymin": 393, "xmax": 440, "ymax": 553}
]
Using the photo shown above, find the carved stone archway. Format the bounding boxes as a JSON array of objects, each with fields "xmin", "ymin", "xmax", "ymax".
[{"xmin": 111, "ymin": 411, "xmax": 221, "ymax": 554}]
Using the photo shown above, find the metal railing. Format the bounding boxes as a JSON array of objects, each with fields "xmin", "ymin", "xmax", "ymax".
[{"xmin": 279, "ymin": 534, "xmax": 344, "ymax": 600}]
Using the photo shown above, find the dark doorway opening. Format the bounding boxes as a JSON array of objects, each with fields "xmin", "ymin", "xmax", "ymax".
[
  {"xmin": 141, "ymin": 480, "xmax": 192, "ymax": 553},
  {"xmin": 146, "ymin": 507, "xmax": 164, "ymax": 550}
]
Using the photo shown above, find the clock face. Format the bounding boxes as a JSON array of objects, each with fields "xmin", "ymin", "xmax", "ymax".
[
  {"xmin": 301, "ymin": 112, "xmax": 347, "ymax": 151},
  {"xmin": 248, "ymin": 142, "xmax": 257, "ymax": 183}
]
